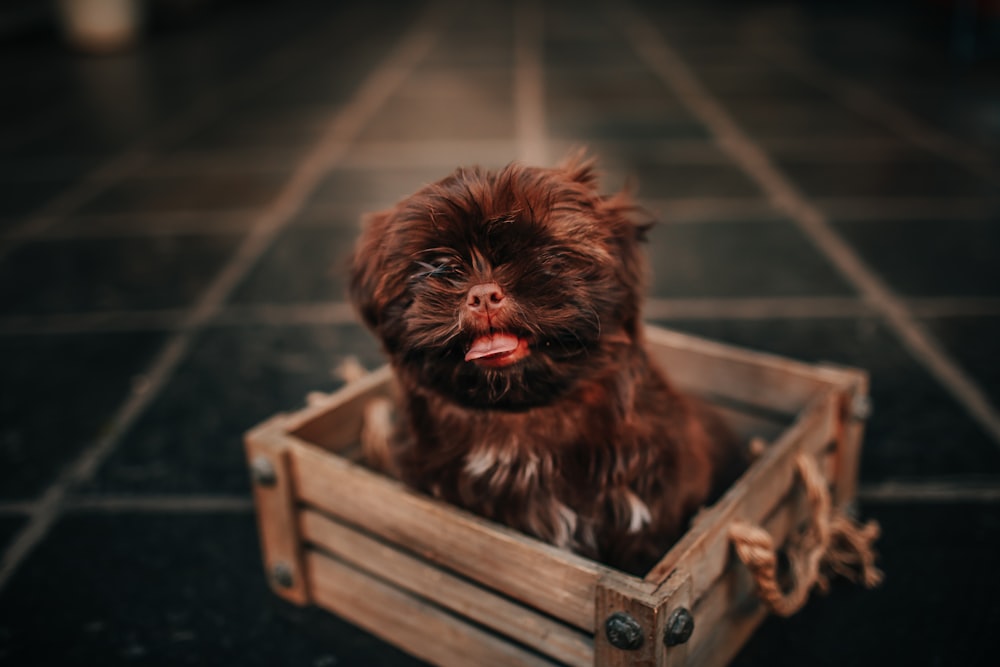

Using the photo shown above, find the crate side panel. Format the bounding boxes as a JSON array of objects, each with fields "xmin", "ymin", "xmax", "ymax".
[
  {"xmin": 289, "ymin": 440, "xmax": 612, "ymax": 632},
  {"xmin": 300, "ymin": 508, "xmax": 593, "ymax": 667},
  {"xmin": 646, "ymin": 326, "xmax": 845, "ymax": 416},
  {"xmin": 306, "ymin": 551, "xmax": 561, "ymax": 667}
]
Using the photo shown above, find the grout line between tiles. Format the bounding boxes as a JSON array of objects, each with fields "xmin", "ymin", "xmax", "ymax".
[
  {"xmin": 66, "ymin": 495, "xmax": 256, "ymax": 513},
  {"xmin": 0, "ymin": 5, "xmax": 444, "ymax": 593},
  {"xmin": 616, "ymin": 2, "xmax": 1000, "ymax": 447},
  {"xmin": 857, "ymin": 481, "xmax": 1000, "ymax": 504},
  {"xmin": 514, "ymin": 0, "xmax": 548, "ymax": 165}
]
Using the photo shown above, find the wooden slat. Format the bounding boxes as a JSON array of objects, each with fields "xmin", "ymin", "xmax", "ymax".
[
  {"xmin": 289, "ymin": 440, "xmax": 637, "ymax": 632},
  {"xmin": 306, "ymin": 551, "xmax": 559, "ymax": 667},
  {"xmin": 645, "ymin": 326, "xmax": 854, "ymax": 416},
  {"xmin": 643, "ymin": 391, "xmax": 839, "ymax": 591},
  {"xmin": 300, "ymin": 509, "xmax": 594, "ymax": 667},
  {"xmin": 244, "ymin": 421, "xmax": 309, "ymax": 605}
]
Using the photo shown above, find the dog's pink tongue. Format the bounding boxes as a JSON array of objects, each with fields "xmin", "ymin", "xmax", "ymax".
[{"xmin": 465, "ymin": 333, "xmax": 520, "ymax": 362}]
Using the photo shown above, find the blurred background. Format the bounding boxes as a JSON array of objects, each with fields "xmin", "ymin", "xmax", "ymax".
[{"xmin": 1, "ymin": 0, "xmax": 999, "ymax": 664}]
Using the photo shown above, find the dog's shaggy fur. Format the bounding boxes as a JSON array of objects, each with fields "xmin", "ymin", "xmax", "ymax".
[{"xmin": 349, "ymin": 153, "xmax": 746, "ymax": 572}]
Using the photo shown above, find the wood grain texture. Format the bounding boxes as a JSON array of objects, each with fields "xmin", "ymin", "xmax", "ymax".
[
  {"xmin": 289, "ymin": 439, "xmax": 642, "ymax": 632},
  {"xmin": 300, "ymin": 508, "xmax": 594, "ymax": 667},
  {"xmin": 646, "ymin": 326, "xmax": 854, "ymax": 416},
  {"xmin": 307, "ymin": 551, "xmax": 559, "ymax": 667},
  {"xmin": 244, "ymin": 420, "xmax": 309, "ymax": 605}
]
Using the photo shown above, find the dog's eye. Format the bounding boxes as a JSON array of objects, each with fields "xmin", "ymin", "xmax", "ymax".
[
  {"xmin": 539, "ymin": 251, "xmax": 571, "ymax": 274},
  {"xmin": 413, "ymin": 261, "xmax": 458, "ymax": 281}
]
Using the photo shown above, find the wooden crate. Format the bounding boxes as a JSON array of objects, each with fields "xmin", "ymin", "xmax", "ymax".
[{"xmin": 245, "ymin": 326, "xmax": 871, "ymax": 667}]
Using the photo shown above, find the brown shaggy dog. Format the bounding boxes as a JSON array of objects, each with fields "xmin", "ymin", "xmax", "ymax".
[{"xmin": 349, "ymin": 153, "xmax": 746, "ymax": 572}]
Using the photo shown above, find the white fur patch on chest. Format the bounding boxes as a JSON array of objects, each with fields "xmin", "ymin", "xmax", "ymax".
[
  {"xmin": 463, "ymin": 443, "xmax": 512, "ymax": 478},
  {"xmin": 620, "ymin": 488, "xmax": 652, "ymax": 534},
  {"xmin": 462, "ymin": 437, "xmax": 545, "ymax": 492}
]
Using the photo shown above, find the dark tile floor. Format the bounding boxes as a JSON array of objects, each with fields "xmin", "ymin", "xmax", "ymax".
[{"xmin": 1, "ymin": 0, "xmax": 999, "ymax": 665}]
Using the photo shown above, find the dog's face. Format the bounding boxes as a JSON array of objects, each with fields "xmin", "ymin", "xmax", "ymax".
[{"xmin": 349, "ymin": 155, "xmax": 649, "ymax": 410}]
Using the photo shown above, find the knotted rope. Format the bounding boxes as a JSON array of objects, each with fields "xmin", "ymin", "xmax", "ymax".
[{"xmin": 729, "ymin": 454, "xmax": 883, "ymax": 617}]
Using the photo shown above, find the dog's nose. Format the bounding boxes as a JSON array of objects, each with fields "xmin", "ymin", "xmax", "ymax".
[{"xmin": 466, "ymin": 282, "xmax": 505, "ymax": 316}]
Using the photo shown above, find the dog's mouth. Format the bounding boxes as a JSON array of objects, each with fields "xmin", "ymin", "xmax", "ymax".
[{"xmin": 464, "ymin": 332, "xmax": 531, "ymax": 368}]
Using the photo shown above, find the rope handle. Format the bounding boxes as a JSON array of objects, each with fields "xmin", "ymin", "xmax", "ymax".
[{"xmin": 729, "ymin": 454, "xmax": 883, "ymax": 617}]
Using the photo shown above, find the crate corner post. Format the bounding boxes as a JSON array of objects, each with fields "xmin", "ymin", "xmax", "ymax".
[
  {"xmin": 828, "ymin": 366, "xmax": 871, "ymax": 510},
  {"xmin": 594, "ymin": 573, "xmax": 674, "ymax": 666},
  {"xmin": 245, "ymin": 423, "xmax": 310, "ymax": 606}
]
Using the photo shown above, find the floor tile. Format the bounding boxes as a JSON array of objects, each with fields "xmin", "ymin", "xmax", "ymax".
[
  {"xmin": 355, "ymin": 66, "xmax": 514, "ymax": 145},
  {"xmin": 626, "ymin": 161, "xmax": 764, "ymax": 199},
  {"xmin": 397, "ymin": 67, "xmax": 514, "ymax": 107},
  {"xmin": 0, "ymin": 516, "xmax": 27, "ymax": 552},
  {"xmin": 79, "ymin": 173, "xmax": 286, "ymax": 215},
  {"xmin": 733, "ymin": 504, "xmax": 1000, "ymax": 667},
  {"xmin": 0, "ymin": 331, "xmax": 166, "ymax": 500},
  {"xmin": 781, "ymin": 159, "xmax": 997, "ymax": 198},
  {"xmin": 651, "ymin": 318, "xmax": 1000, "ymax": 481},
  {"xmin": 0, "ymin": 235, "xmax": 242, "ymax": 314},
  {"xmin": 308, "ymin": 167, "xmax": 446, "ymax": 210},
  {"xmin": 922, "ymin": 316, "xmax": 1000, "ymax": 408},
  {"xmin": 84, "ymin": 324, "xmax": 383, "ymax": 495},
  {"xmin": 831, "ymin": 218, "xmax": 1000, "ymax": 297},
  {"xmin": 165, "ymin": 113, "xmax": 327, "ymax": 155},
  {"xmin": 6, "ymin": 118, "xmax": 142, "ymax": 163},
  {"xmin": 0, "ymin": 177, "xmax": 82, "ymax": 228},
  {"xmin": 546, "ymin": 68, "xmax": 683, "ymax": 114},
  {"xmin": 545, "ymin": 39, "xmax": 638, "ymax": 68},
  {"xmin": 886, "ymin": 91, "xmax": 1000, "ymax": 157},
  {"xmin": 549, "ymin": 111, "xmax": 709, "ymax": 142},
  {"xmin": 644, "ymin": 220, "xmax": 856, "ymax": 298},
  {"xmin": 679, "ymin": 64, "xmax": 832, "ymax": 103},
  {"xmin": 228, "ymin": 227, "xmax": 359, "ymax": 305},
  {"xmin": 356, "ymin": 97, "xmax": 514, "ymax": 144},
  {"xmin": 728, "ymin": 101, "xmax": 892, "ymax": 141},
  {"xmin": 734, "ymin": 502, "xmax": 1000, "ymax": 667},
  {"xmin": 0, "ymin": 513, "xmax": 422, "ymax": 666},
  {"xmin": 580, "ymin": 140, "xmax": 728, "ymax": 168}
]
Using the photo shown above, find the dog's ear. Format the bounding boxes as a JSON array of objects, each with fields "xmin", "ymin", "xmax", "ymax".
[
  {"xmin": 557, "ymin": 148, "xmax": 599, "ymax": 189},
  {"xmin": 600, "ymin": 189, "xmax": 656, "ymax": 339},
  {"xmin": 349, "ymin": 209, "xmax": 395, "ymax": 331}
]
